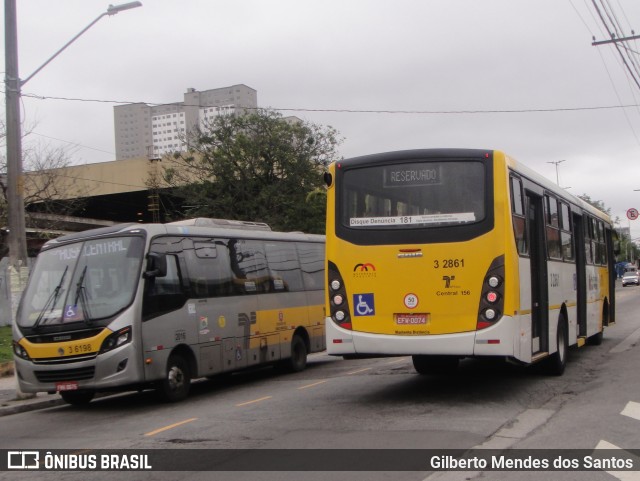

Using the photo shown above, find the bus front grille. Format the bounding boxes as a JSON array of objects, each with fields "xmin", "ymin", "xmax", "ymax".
[{"xmin": 34, "ymin": 367, "xmax": 95, "ymax": 383}]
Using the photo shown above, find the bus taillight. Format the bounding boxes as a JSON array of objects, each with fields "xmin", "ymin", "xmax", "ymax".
[
  {"xmin": 328, "ymin": 261, "xmax": 352, "ymax": 330},
  {"xmin": 477, "ymin": 255, "xmax": 505, "ymax": 330}
]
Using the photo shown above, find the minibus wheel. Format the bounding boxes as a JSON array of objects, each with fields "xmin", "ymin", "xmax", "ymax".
[
  {"xmin": 160, "ymin": 354, "xmax": 191, "ymax": 402},
  {"xmin": 60, "ymin": 390, "xmax": 95, "ymax": 406},
  {"xmin": 287, "ymin": 335, "xmax": 308, "ymax": 372}
]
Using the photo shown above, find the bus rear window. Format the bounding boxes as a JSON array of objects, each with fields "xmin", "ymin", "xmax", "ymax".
[{"xmin": 342, "ymin": 161, "xmax": 485, "ymax": 229}]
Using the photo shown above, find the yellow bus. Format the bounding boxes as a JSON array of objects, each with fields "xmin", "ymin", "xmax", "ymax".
[
  {"xmin": 324, "ymin": 149, "xmax": 616, "ymax": 375},
  {"xmin": 13, "ymin": 218, "xmax": 325, "ymax": 404}
]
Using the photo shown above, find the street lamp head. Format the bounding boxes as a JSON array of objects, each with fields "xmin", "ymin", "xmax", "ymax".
[{"xmin": 107, "ymin": 1, "xmax": 143, "ymax": 16}]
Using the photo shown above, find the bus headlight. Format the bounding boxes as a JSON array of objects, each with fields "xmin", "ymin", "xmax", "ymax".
[
  {"xmin": 13, "ymin": 341, "xmax": 30, "ymax": 360},
  {"xmin": 333, "ymin": 294, "xmax": 344, "ymax": 306},
  {"xmin": 335, "ymin": 311, "xmax": 346, "ymax": 322},
  {"xmin": 100, "ymin": 326, "xmax": 132, "ymax": 354},
  {"xmin": 330, "ymin": 280, "xmax": 341, "ymax": 291}
]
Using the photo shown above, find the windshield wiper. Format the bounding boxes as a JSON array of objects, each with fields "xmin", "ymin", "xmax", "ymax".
[
  {"xmin": 74, "ymin": 265, "xmax": 94, "ymax": 326},
  {"xmin": 33, "ymin": 266, "xmax": 69, "ymax": 331}
]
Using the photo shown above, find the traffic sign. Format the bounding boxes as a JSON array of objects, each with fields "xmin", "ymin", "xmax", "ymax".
[{"xmin": 627, "ymin": 208, "xmax": 639, "ymax": 221}]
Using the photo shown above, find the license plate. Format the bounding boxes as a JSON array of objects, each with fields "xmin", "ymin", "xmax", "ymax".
[
  {"xmin": 56, "ymin": 381, "xmax": 78, "ymax": 392},
  {"xmin": 394, "ymin": 313, "xmax": 429, "ymax": 325}
]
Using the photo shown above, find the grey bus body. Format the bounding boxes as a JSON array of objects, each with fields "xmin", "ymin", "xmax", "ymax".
[{"xmin": 12, "ymin": 219, "xmax": 325, "ymax": 404}]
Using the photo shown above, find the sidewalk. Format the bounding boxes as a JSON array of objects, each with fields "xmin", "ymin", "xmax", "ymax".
[{"xmin": 0, "ymin": 361, "xmax": 65, "ymax": 416}]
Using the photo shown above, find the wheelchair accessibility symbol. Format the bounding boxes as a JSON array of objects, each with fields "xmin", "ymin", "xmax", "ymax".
[
  {"xmin": 63, "ymin": 305, "xmax": 81, "ymax": 321},
  {"xmin": 353, "ymin": 293, "xmax": 375, "ymax": 316}
]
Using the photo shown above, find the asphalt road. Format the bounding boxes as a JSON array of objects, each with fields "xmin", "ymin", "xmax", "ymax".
[{"xmin": 1, "ymin": 284, "xmax": 639, "ymax": 481}]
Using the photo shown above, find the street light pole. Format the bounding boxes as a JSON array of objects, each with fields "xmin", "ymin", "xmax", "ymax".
[
  {"xmin": 3, "ymin": 0, "xmax": 142, "ymax": 272},
  {"xmin": 546, "ymin": 159, "xmax": 566, "ymax": 185}
]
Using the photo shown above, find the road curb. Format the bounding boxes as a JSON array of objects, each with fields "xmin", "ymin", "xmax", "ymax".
[
  {"xmin": 0, "ymin": 361, "xmax": 14, "ymax": 378},
  {"xmin": 0, "ymin": 396, "xmax": 65, "ymax": 417}
]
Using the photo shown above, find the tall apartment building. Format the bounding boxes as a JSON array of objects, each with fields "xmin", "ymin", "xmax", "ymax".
[{"xmin": 114, "ymin": 84, "xmax": 258, "ymax": 160}]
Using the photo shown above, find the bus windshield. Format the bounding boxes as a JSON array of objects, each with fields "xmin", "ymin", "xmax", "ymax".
[
  {"xmin": 17, "ymin": 236, "xmax": 145, "ymax": 329},
  {"xmin": 342, "ymin": 161, "xmax": 485, "ymax": 229}
]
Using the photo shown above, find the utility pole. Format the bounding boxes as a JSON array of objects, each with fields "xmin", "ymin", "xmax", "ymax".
[
  {"xmin": 592, "ymin": 33, "xmax": 640, "ymax": 91},
  {"xmin": 3, "ymin": 0, "xmax": 143, "ymax": 298},
  {"xmin": 4, "ymin": 0, "xmax": 28, "ymax": 270},
  {"xmin": 592, "ymin": 33, "xmax": 640, "ymax": 46}
]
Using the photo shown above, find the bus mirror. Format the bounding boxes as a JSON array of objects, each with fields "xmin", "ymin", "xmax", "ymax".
[
  {"xmin": 324, "ymin": 172, "xmax": 333, "ymax": 187},
  {"xmin": 144, "ymin": 252, "xmax": 167, "ymax": 279}
]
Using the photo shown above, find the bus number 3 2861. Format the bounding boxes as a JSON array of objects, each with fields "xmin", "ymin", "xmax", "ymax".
[{"xmin": 434, "ymin": 259, "xmax": 465, "ymax": 269}]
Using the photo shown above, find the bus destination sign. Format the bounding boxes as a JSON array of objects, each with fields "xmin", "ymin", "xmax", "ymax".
[{"xmin": 384, "ymin": 164, "xmax": 441, "ymax": 188}]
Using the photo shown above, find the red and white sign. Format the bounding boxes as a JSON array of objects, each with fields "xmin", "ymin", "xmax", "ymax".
[
  {"xmin": 627, "ymin": 208, "xmax": 639, "ymax": 221},
  {"xmin": 404, "ymin": 293, "xmax": 419, "ymax": 309}
]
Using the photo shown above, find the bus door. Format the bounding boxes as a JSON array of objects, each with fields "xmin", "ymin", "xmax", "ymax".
[
  {"xmin": 526, "ymin": 192, "xmax": 548, "ymax": 354},
  {"xmin": 573, "ymin": 213, "xmax": 587, "ymax": 337}
]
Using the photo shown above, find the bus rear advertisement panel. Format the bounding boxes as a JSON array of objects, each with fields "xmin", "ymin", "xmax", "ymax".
[{"xmin": 325, "ymin": 149, "xmax": 615, "ymax": 376}]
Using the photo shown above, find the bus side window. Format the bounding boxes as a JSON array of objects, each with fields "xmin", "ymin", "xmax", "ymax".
[
  {"xmin": 510, "ymin": 176, "xmax": 528, "ymax": 255},
  {"xmin": 265, "ymin": 241, "xmax": 304, "ymax": 292},
  {"xmin": 182, "ymin": 238, "xmax": 234, "ymax": 298},
  {"xmin": 584, "ymin": 215, "xmax": 594, "ymax": 265},
  {"xmin": 560, "ymin": 202, "xmax": 574, "ymax": 261},
  {"xmin": 298, "ymin": 242, "xmax": 324, "ymax": 291},
  {"xmin": 143, "ymin": 254, "xmax": 187, "ymax": 320},
  {"xmin": 545, "ymin": 195, "xmax": 562, "ymax": 260}
]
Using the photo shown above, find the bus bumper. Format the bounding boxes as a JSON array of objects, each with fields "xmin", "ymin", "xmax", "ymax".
[
  {"xmin": 14, "ymin": 343, "xmax": 141, "ymax": 394},
  {"xmin": 326, "ymin": 316, "xmax": 522, "ymax": 359}
]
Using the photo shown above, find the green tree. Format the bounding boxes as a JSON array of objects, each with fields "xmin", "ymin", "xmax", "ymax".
[{"xmin": 163, "ymin": 109, "xmax": 341, "ymax": 234}]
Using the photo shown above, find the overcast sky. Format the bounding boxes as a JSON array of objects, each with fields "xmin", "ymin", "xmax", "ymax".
[{"xmin": 3, "ymin": 0, "xmax": 640, "ymax": 240}]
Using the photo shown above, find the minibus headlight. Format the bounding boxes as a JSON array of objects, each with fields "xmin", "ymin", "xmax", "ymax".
[
  {"xmin": 333, "ymin": 294, "xmax": 344, "ymax": 306},
  {"xmin": 12, "ymin": 341, "xmax": 30, "ymax": 360},
  {"xmin": 100, "ymin": 326, "xmax": 132, "ymax": 354},
  {"xmin": 335, "ymin": 311, "xmax": 346, "ymax": 322},
  {"xmin": 330, "ymin": 280, "xmax": 341, "ymax": 291}
]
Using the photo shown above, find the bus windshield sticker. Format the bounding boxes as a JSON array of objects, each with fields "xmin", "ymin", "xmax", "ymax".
[
  {"xmin": 63, "ymin": 305, "xmax": 82, "ymax": 322},
  {"xmin": 384, "ymin": 165, "xmax": 441, "ymax": 187},
  {"xmin": 350, "ymin": 212, "xmax": 476, "ymax": 227}
]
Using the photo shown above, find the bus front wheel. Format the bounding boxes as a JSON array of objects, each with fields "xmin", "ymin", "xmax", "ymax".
[
  {"xmin": 546, "ymin": 318, "xmax": 568, "ymax": 376},
  {"xmin": 160, "ymin": 354, "xmax": 191, "ymax": 402}
]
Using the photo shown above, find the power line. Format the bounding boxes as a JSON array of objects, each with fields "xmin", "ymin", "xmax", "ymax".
[{"xmin": 11, "ymin": 89, "xmax": 640, "ymax": 115}]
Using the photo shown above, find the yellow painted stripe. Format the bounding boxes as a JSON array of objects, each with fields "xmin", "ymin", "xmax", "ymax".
[
  {"xmin": 235, "ymin": 396, "xmax": 272, "ymax": 407},
  {"xmin": 297, "ymin": 380, "xmax": 328, "ymax": 390},
  {"xmin": 144, "ymin": 418, "xmax": 197, "ymax": 437},
  {"xmin": 346, "ymin": 367, "xmax": 371, "ymax": 375}
]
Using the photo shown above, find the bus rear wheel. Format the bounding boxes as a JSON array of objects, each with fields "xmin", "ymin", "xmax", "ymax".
[
  {"xmin": 412, "ymin": 355, "xmax": 459, "ymax": 375},
  {"xmin": 159, "ymin": 354, "xmax": 191, "ymax": 402},
  {"xmin": 60, "ymin": 390, "xmax": 95, "ymax": 406},
  {"xmin": 546, "ymin": 317, "xmax": 568, "ymax": 376}
]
